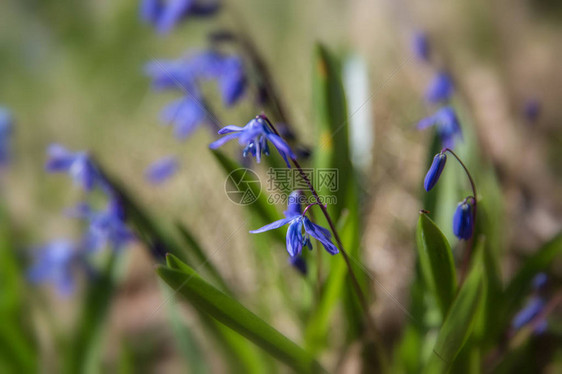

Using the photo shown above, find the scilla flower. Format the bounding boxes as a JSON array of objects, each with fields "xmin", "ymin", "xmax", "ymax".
[
  {"xmin": 145, "ymin": 156, "xmax": 179, "ymax": 184},
  {"xmin": 424, "ymin": 152, "xmax": 447, "ymax": 191},
  {"xmin": 425, "ymin": 71, "xmax": 453, "ymax": 103},
  {"xmin": 160, "ymin": 97, "xmax": 209, "ymax": 139},
  {"xmin": 417, "ymin": 106, "xmax": 463, "ymax": 149},
  {"xmin": 140, "ymin": 0, "xmax": 220, "ymax": 34},
  {"xmin": 46, "ymin": 144, "xmax": 103, "ymax": 191},
  {"xmin": 27, "ymin": 240, "xmax": 83, "ymax": 296},
  {"xmin": 210, "ymin": 116, "xmax": 296, "ymax": 167},
  {"xmin": 453, "ymin": 198, "xmax": 475, "ymax": 240},
  {"xmin": 250, "ymin": 191, "xmax": 338, "ymax": 258},
  {"xmin": 412, "ymin": 31, "xmax": 430, "ymax": 62},
  {"xmin": 0, "ymin": 106, "xmax": 13, "ymax": 166}
]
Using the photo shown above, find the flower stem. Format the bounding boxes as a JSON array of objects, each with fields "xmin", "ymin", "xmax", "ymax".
[
  {"xmin": 443, "ymin": 148, "xmax": 477, "ymax": 285},
  {"xmin": 261, "ymin": 114, "xmax": 388, "ymax": 371}
]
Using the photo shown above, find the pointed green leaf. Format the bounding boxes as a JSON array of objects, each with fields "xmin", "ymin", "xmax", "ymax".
[
  {"xmin": 158, "ymin": 255, "xmax": 324, "ymax": 373},
  {"xmin": 416, "ymin": 213, "xmax": 457, "ymax": 317}
]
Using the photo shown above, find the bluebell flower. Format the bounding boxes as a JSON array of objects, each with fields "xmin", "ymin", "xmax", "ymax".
[
  {"xmin": 142, "ymin": 0, "xmax": 220, "ymax": 34},
  {"xmin": 452, "ymin": 199, "xmax": 474, "ymax": 240},
  {"xmin": 209, "ymin": 117, "xmax": 296, "ymax": 167},
  {"xmin": 145, "ymin": 58, "xmax": 200, "ymax": 93},
  {"xmin": 160, "ymin": 97, "xmax": 208, "ymax": 139},
  {"xmin": 145, "ymin": 156, "xmax": 179, "ymax": 184},
  {"xmin": 532, "ymin": 273, "xmax": 548, "ymax": 290},
  {"xmin": 417, "ymin": 106, "xmax": 463, "ymax": 149},
  {"xmin": 70, "ymin": 199, "xmax": 134, "ymax": 251},
  {"xmin": 512, "ymin": 297, "xmax": 545, "ymax": 331},
  {"xmin": 412, "ymin": 31, "xmax": 430, "ymax": 62},
  {"xmin": 524, "ymin": 98, "xmax": 541, "ymax": 123},
  {"xmin": 424, "ymin": 152, "xmax": 447, "ymax": 191},
  {"xmin": 217, "ymin": 56, "xmax": 247, "ymax": 106},
  {"xmin": 27, "ymin": 240, "xmax": 81, "ymax": 296},
  {"xmin": 250, "ymin": 191, "xmax": 338, "ymax": 257},
  {"xmin": 45, "ymin": 144, "xmax": 103, "ymax": 191},
  {"xmin": 0, "ymin": 107, "xmax": 13, "ymax": 166},
  {"xmin": 425, "ymin": 71, "xmax": 454, "ymax": 103}
]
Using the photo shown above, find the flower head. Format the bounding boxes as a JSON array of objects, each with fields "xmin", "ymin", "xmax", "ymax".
[
  {"xmin": 217, "ymin": 56, "xmax": 246, "ymax": 106},
  {"xmin": 210, "ymin": 117, "xmax": 296, "ymax": 167},
  {"xmin": 452, "ymin": 199, "xmax": 474, "ymax": 240},
  {"xmin": 27, "ymin": 240, "xmax": 82, "ymax": 296},
  {"xmin": 425, "ymin": 71, "xmax": 454, "ymax": 103},
  {"xmin": 0, "ymin": 106, "xmax": 13, "ymax": 166},
  {"xmin": 145, "ymin": 156, "xmax": 179, "ymax": 184},
  {"xmin": 412, "ymin": 31, "xmax": 430, "ymax": 62},
  {"xmin": 424, "ymin": 152, "xmax": 447, "ymax": 191},
  {"xmin": 161, "ymin": 97, "xmax": 209, "ymax": 139},
  {"xmin": 417, "ymin": 106, "xmax": 463, "ymax": 149},
  {"xmin": 140, "ymin": 0, "xmax": 220, "ymax": 34},
  {"xmin": 45, "ymin": 144, "xmax": 103, "ymax": 191},
  {"xmin": 250, "ymin": 192, "xmax": 338, "ymax": 258}
]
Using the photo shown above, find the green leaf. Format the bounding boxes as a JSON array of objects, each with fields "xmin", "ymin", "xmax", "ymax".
[
  {"xmin": 158, "ymin": 255, "xmax": 325, "ymax": 373},
  {"xmin": 423, "ymin": 247, "xmax": 484, "ymax": 373},
  {"xmin": 312, "ymin": 43, "xmax": 352, "ymax": 221},
  {"xmin": 416, "ymin": 213, "xmax": 457, "ymax": 317}
]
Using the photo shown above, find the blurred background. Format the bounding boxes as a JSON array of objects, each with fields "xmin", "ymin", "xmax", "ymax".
[{"xmin": 1, "ymin": 0, "xmax": 562, "ymax": 372}]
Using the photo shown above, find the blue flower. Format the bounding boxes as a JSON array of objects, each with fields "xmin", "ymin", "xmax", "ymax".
[
  {"xmin": 425, "ymin": 71, "xmax": 454, "ymax": 103},
  {"xmin": 70, "ymin": 199, "xmax": 134, "ymax": 251},
  {"xmin": 45, "ymin": 144, "xmax": 103, "ymax": 191},
  {"xmin": 27, "ymin": 240, "xmax": 81, "ymax": 296},
  {"xmin": 532, "ymin": 273, "xmax": 548, "ymax": 290},
  {"xmin": 424, "ymin": 152, "xmax": 447, "ymax": 191},
  {"xmin": 160, "ymin": 97, "xmax": 208, "ymax": 139},
  {"xmin": 141, "ymin": 0, "xmax": 220, "ymax": 34},
  {"xmin": 209, "ymin": 117, "xmax": 296, "ymax": 167},
  {"xmin": 145, "ymin": 58, "xmax": 200, "ymax": 93},
  {"xmin": 0, "ymin": 106, "xmax": 13, "ymax": 166},
  {"xmin": 250, "ymin": 191, "xmax": 338, "ymax": 257},
  {"xmin": 452, "ymin": 199, "xmax": 474, "ymax": 240},
  {"xmin": 217, "ymin": 56, "xmax": 247, "ymax": 106},
  {"xmin": 512, "ymin": 297, "xmax": 545, "ymax": 330},
  {"xmin": 412, "ymin": 31, "xmax": 430, "ymax": 62},
  {"xmin": 145, "ymin": 156, "xmax": 179, "ymax": 184},
  {"xmin": 417, "ymin": 106, "xmax": 463, "ymax": 149}
]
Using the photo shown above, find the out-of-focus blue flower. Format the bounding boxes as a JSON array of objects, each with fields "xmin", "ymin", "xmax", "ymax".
[
  {"xmin": 0, "ymin": 107, "xmax": 13, "ymax": 166},
  {"xmin": 45, "ymin": 144, "xmax": 102, "ymax": 191},
  {"xmin": 70, "ymin": 199, "xmax": 134, "ymax": 251},
  {"xmin": 209, "ymin": 117, "xmax": 296, "ymax": 167},
  {"xmin": 145, "ymin": 156, "xmax": 179, "ymax": 184},
  {"xmin": 145, "ymin": 58, "xmax": 200, "ymax": 93},
  {"xmin": 27, "ymin": 240, "xmax": 80, "ymax": 296},
  {"xmin": 524, "ymin": 98, "xmax": 541, "ymax": 123},
  {"xmin": 417, "ymin": 106, "xmax": 463, "ymax": 149},
  {"xmin": 512, "ymin": 297, "xmax": 545, "ymax": 330},
  {"xmin": 141, "ymin": 0, "xmax": 220, "ymax": 34},
  {"xmin": 533, "ymin": 273, "xmax": 548, "ymax": 290},
  {"xmin": 453, "ymin": 199, "xmax": 474, "ymax": 240},
  {"xmin": 250, "ymin": 192, "xmax": 338, "ymax": 257},
  {"xmin": 161, "ymin": 97, "xmax": 208, "ymax": 139},
  {"xmin": 425, "ymin": 71, "xmax": 454, "ymax": 103},
  {"xmin": 289, "ymin": 256, "xmax": 307, "ymax": 275},
  {"xmin": 424, "ymin": 152, "xmax": 447, "ymax": 191},
  {"xmin": 412, "ymin": 31, "xmax": 430, "ymax": 62},
  {"xmin": 217, "ymin": 56, "xmax": 247, "ymax": 106}
]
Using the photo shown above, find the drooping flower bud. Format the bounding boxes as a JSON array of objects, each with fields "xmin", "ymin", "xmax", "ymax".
[
  {"xmin": 424, "ymin": 152, "xmax": 447, "ymax": 191},
  {"xmin": 452, "ymin": 199, "xmax": 474, "ymax": 240}
]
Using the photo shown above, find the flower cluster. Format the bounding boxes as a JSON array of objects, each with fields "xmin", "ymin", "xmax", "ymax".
[
  {"xmin": 28, "ymin": 145, "xmax": 134, "ymax": 295},
  {"xmin": 0, "ymin": 106, "xmax": 13, "ymax": 167},
  {"xmin": 413, "ymin": 32, "xmax": 462, "ymax": 149},
  {"xmin": 423, "ymin": 149, "xmax": 476, "ymax": 240}
]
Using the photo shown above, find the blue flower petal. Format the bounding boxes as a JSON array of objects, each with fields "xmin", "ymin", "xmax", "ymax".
[
  {"xmin": 303, "ymin": 218, "xmax": 339, "ymax": 255},
  {"xmin": 145, "ymin": 156, "xmax": 179, "ymax": 184},
  {"xmin": 249, "ymin": 217, "xmax": 294, "ymax": 234},
  {"xmin": 209, "ymin": 132, "xmax": 241, "ymax": 149}
]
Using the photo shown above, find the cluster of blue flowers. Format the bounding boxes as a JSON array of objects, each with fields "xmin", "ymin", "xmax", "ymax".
[
  {"xmin": 413, "ymin": 32, "xmax": 462, "ymax": 149},
  {"xmin": 511, "ymin": 273, "xmax": 549, "ymax": 335},
  {"xmin": 141, "ymin": 0, "xmax": 250, "ymax": 185},
  {"xmin": 0, "ymin": 106, "xmax": 13, "ymax": 167},
  {"xmin": 28, "ymin": 145, "xmax": 133, "ymax": 295}
]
